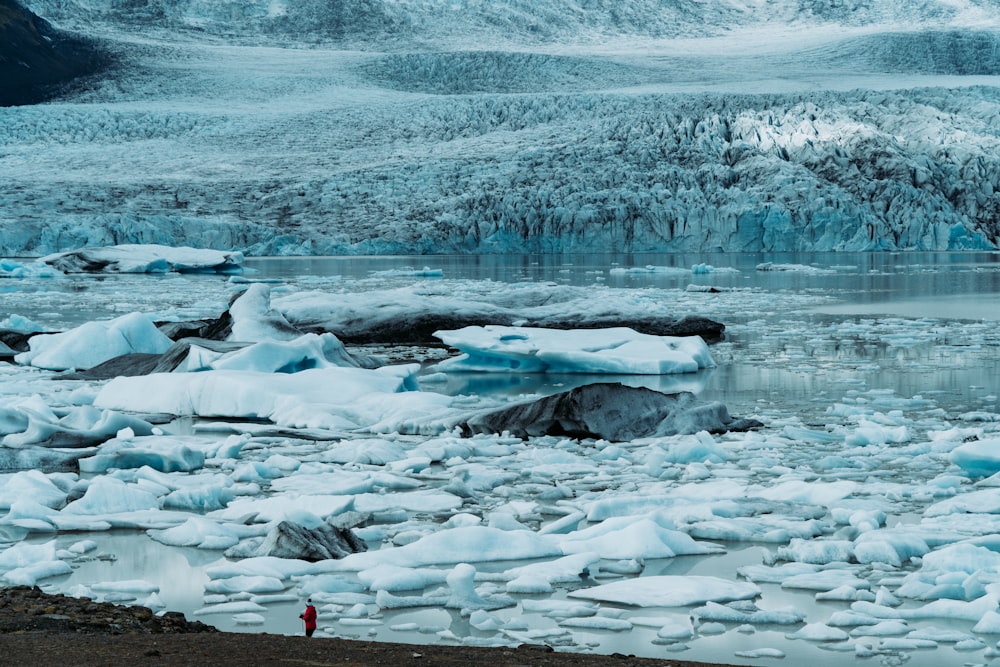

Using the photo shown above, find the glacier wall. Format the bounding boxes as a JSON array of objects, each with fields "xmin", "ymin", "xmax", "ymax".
[
  {"xmin": 4, "ymin": 85, "xmax": 998, "ymax": 256},
  {"xmin": 4, "ymin": 1, "xmax": 1000, "ymax": 256}
]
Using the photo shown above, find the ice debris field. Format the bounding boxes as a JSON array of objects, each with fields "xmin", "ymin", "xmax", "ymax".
[{"xmin": 1, "ymin": 247, "xmax": 1000, "ymax": 666}]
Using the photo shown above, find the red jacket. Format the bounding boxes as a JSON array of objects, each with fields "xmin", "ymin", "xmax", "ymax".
[{"xmin": 301, "ymin": 604, "xmax": 317, "ymax": 630}]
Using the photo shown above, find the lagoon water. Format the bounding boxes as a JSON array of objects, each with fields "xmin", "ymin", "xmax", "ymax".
[{"xmin": 4, "ymin": 250, "xmax": 1000, "ymax": 666}]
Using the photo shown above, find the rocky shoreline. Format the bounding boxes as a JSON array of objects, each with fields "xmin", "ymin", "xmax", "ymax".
[
  {"xmin": 0, "ymin": 586, "xmax": 737, "ymax": 666},
  {"xmin": 0, "ymin": 585, "xmax": 217, "ymax": 635}
]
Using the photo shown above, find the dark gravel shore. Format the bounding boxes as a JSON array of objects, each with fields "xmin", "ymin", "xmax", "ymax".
[{"xmin": 1, "ymin": 586, "xmax": 739, "ymax": 666}]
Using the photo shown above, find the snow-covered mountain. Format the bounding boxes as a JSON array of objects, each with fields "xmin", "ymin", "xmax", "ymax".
[
  {"xmin": 4, "ymin": 0, "xmax": 1000, "ymax": 255},
  {"xmin": 0, "ymin": 0, "xmax": 108, "ymax": 105}
]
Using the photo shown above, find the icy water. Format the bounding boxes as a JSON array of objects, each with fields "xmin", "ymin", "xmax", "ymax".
[
  {"xmin": 240, "ymin": 250, "xmax": 1000, "ymax": 421},
  {"xmin": 5, "ymin": 250, "xmax": 1000, "ymax": 667}
]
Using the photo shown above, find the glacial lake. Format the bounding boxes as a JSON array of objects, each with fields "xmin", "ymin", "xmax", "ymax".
[{"xmin": 4, "ymin": 250, "xmax": 1000, "ymax": 667}]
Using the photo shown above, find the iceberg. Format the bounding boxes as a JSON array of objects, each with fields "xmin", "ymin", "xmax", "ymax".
[
  {"xmin": 14, "ymin": 312, "xmax": 173, "ymax": 371},
  {"xmin": 40, "ymin": 244, "xmax": 244, "ymax": 274},
  {"xmin": 568, "ymin": 575, "xmax": 761, "ymax": 607},
  {"xmin": 94, "ymin": 365, "xmax": 455, "ymax": 432},
  {"xmin": 433, "ymin": 325, "xmax": 714, "ymax": 375}
]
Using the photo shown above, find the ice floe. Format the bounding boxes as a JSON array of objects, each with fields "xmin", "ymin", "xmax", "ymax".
[{"xmin": 433, "ymin": 325, "xmax": 714, "ymax": 374}]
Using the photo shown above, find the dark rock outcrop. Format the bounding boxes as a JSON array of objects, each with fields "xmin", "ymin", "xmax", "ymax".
[
  {"xmin": 225, "ymin": 518, "xmax": 368, "ymax": 562},
  {"xmin": 0, "ymin": 330, "xmax": 35, "ymax": 353},
  {"xmin": 151, "ymin": 338, "xmax": 248, "ymax": 373},
  {"xmin": 55, "ymin": 339, "xmax": 246, "ymax": 380},
  {"xmin": 58, "ymin": 353, "xmax": 164, "ymax": 380},
  {"xmin": 0, "ymin": 585, "xmax": 216, "ymax": 634},
  {"xmin": 461, "ymin": 382, "xmax": 762, "ymax": 442},
  {"xmin": 157, "ymin": 315, "xmax": 233, "ymax": 342},
  {"xmin": 0, "ymin": 0, "xmax": 110, "ymax": 106}
]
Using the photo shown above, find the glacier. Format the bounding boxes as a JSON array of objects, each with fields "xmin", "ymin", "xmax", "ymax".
[{"xmin": 2, "ymin": 0, "xmax": 1000, "ymax": 255}]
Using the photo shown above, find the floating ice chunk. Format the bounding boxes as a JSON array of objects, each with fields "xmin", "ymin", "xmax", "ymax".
[
  {"xmin": 734, "ymin": 648, "xmax": 785, "ymax": 658},
  {"xmin": 844, "ymin": 419, "xmax": 910, "ymax": 446},
  {"xmin": 920, "ymin": 542, "xmax": 1000, "ymax": 576},
  {"xmin": 318, "ymin": 438, "xmax": 408, "ymax": 465},
  {"xmin": 433, "ymin": 325, "xmax": 714, "ymax": 375},
  {"xmin": 585, "ymin": 480, "xmax": 746, "ymax": 521},
  {"xmin": 15, "ymin": 312, "xmax": 173, "ymax": 371},
  {"xmin": 661, "ymin": 434, "xmax": 730, "ymax": 464},
  {"xmin": 371, "ymin": 266, "xmax": 442, "ymax": 278},
  {"xmin": 210, "ymin": 494, "xmax": 354, "ymax": 524},
  {"xmin": 228, "ymin": 284, "xmax": 303, "ymax": 343},
  {"xmin": 906, "ymin": 626, "xmax": 977, "ymax": 642},
  {"xmin": 332, "ymin": 526, "xmax": 562, "ymax": 570},
  {"xmin": 559, "ymin": 616, "xmax": 632, "ymax": 631},
  {"xmin": 67, "ymin": 539, "xmax": 97, "ymax": 554},
  {"xmin": 850, "ymin": 620, "xmax": 909, "ymax": 636},
  {"xmin": 880, "ymin": 637, "xmax": 938, "ymax": 649},
  {"xmin": 926, "ymin": 488, "xmax": 1000, "ymax": 516},
  {"xmin": 339, "ymin": 617, "xmax": 382, "ymax": 627},
  {"xmin": 784, "ymin": 623, "xmax": 850, "ymax": 641},
  {"xmin": 780, "ymin": 569, "xmax": 869, "ymax": 593},
  {"xmin": 520, "ymin": 599, "xmax": 599, "ymax": 619},
  {"xmin": 973, "ymin": 609, "xmax": 1000, "ymax": 633},
  {"xmin": 204, "ymin": 575, "xmax": 286, "ymax": 594},
  {"xmin": 468, "ymin": 609, "xmax": 503, "ymax": 631},
  {"xmin": 853, "ymin": 529, "xmax": 930, "ymax": 566},
  {"xmin": 816, "ymin": 585, "xmax": 875, "ymax": 602},
  {"xmin": 776, "ymin": 538, "xmax": 854, "ymax": 565},
  {"xmin": 140, "ymin": 592, "xmax": 166, "ymax": 609},
  {"xmin": 2, "ymin": 498, "xmax": 59, "ymax": 531},
  {"xmin": 148, "ymin": 517, "xmax": 263, "ymax": 550},
  {"xmin": 692, "ymin": 601, "xmax": 806, "ymax": 625},
  {"xmin": 206, "ymin": 556, "xmax": 317, "ymax": 582},
  {"xmin": 738, "ymin": 562, "xmax": 821, "ymax": 583},
  {"xmin": 91, "ymin": 579, "xmax": 159, "ymax": 594},
  {"xmin": 61, "ymin": 477, "xmax": 160, "ymax": 515},
  {"xmin": 756, "ymin": 263, "xmax": 835, "ymax": 273},
  {"xmin": 1, "ymin": 400, "xmax": 155, "ymax": 448},
  {"xmin": 180, "ymin": 333, "xmax": 366, "ymax": 373},
  {"xmin": 0, "ymin": 314, "xmax": 44, "ymax": 333},
  {"xmin": 357, "ymin": 564, "xmax": 449, "ymax": 592},
  {"xmin": 0, "ymin": 406, "xmax": 30, "ymax": 436},
  {"xmin": 80, "ymin": 437, "xmax": 205, "ymax": 474},
  {"xmin": 446, "ymin": 563, "xmax": 515, "ymax": 611},
  {"xmin": 95, "ymin": 365, "xmax": 453, "ymax": 433},
  {"xmin": 2, "ymin": 559, "xmax": 73, "ymax": 585},
  {"xmin": 0, "ymin": 470, "xmax": 67, "ymax": 509},
  {"xmin": 498, "ymin": 552, "xmax": 600, "ymax": 593},
  {"xmin": 40, "ymin": 244, "xmax": 244, "ymax": 274},
  {"xmin": 557, "ymin": 514, "xmax": 723, "ymax": 560},
  {"xmin": 755, "ymin": 480, "xmax": 857, "ymax": 506},
  {"xmin": 610, "ymin": 265, "xmax": 691, "ymax": 275},
  {"xmin": 0, "ymin": 259, "xmax": 61, "ymax": 278},
  {"xmin": 0, "ymin": 541, "xmax": 58, "ymax": 571},
  {"xmin": 853, "ymin": 591, "xmax": 1000, "ymax": 622},
  {"xmin": 353, "ymin": 489, "xmax": 463, "ymax": 515},
  {"xmin": 654, "ymin": 620, "xmax": 695, "ymax": 640},
  {"xmin": 193, "ymin": 600, "xmax": 268, "ymax": 616},
  {"xmin": 568, "ymin": 575, "xmax": 759, "ymax": 607},
  {"xmin": 950, "ymin": 438, "xmax": 1000, "ymax": 477}
]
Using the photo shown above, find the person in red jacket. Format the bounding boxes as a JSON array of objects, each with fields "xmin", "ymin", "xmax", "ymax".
[{"xmin": 299, "ymin": 598, "xmax": 317, "ymax": 637}]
